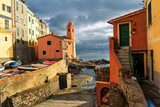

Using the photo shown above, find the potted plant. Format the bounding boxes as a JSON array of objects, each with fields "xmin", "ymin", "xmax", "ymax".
[{"xmin": 118, "ymin": 67, "xmax": 131, "ymax": 78}]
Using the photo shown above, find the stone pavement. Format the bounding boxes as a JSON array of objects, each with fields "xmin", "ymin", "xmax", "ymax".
[
  {"xmin": 140, "ymin": 80, "xmax": 160, "ymax": 107},
  {"xmin": 33, "ymin": 87, "xmax": 94, "ymax": 107}
]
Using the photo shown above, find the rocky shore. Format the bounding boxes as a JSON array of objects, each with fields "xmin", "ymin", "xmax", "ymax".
[{"xmin": 67, "ymin": 58, "xmax": 109, "ymax": 75}]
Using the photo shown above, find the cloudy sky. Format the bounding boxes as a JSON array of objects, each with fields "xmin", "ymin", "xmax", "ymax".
[{"xmin": 26, "ymin": 0, "xmax": 143, "ymax": 60}]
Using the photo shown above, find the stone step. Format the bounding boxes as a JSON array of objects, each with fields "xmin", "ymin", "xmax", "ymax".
[
  {"xmin": 118, "ymin": 55, "xmax": 129, "ymax": 59},
  {"xmin": 120, "ymin": 46, "xmax": 129, "ymax": 49},
  {"xmin": 117, "ymin": 52, "xmax": 129, "ymax": 56},
  {"xmin": 119, "ymin": 58, "xmax": 130, "ymax": 62},
  {"xmin": 121, "ymin": 62, "xmax": 130, "ymax": 65}
]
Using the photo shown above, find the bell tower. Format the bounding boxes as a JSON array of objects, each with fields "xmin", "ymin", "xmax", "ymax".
[{"xmin": 67, "ymin": 21, "xmax": 74, "ymax": 40}]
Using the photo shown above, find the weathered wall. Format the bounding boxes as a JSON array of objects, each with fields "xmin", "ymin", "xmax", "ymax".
[
  {"xmin": 2, "ymin": 75, "xmax": 60, "ymax": 107},
  {"xmin": 120, "ymin": 77, "xmax": 148, "ymax": 107},
  {"xmin": 110, "ymin": 38, "xmax": 122, "ymax": 84},
  {"xmin": 0, "ymin": 59, "xmax": 67, "ymax": 103}
]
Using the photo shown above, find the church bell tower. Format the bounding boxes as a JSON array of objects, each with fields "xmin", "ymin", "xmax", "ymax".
[{"xmin": 67, "ymin": 21, "xmax": 74, "ymax": 40}]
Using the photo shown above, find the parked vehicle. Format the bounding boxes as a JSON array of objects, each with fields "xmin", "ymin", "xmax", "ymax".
[
  {"xmin": 18, "ymin": 67, "xmax": 38, "ymax": 71},
  {"xmin": 43, "ymin": 61, "xmax": 56, "ymax": 64},
  {"xmin": 31, "ymin": 64, "xmax": 48, "ymax": 68},
  {"xmin": 0, "ymin": 64, "xmax": 5, "ymax": 72},
  {"xmin": 10, "ymin": 61, "xmax": 22, "ymax": 68}
]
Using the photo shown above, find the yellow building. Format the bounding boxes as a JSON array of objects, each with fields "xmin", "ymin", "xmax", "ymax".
[
  {"xmin": 0, "ymin": 0, "xmax": 13, "ymax": 63},
  {"xmin": 145, "ymin": 0, "xmax": 160, "ymax": 88}
]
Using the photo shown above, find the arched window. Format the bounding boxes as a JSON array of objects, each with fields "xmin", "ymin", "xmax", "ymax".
[{"xmin": 68, "ymin": 28, "xmax": 70, "ymax": 32}]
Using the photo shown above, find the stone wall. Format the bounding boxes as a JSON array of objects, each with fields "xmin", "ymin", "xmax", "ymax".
[
  {"xmin": 120, "ymin": 77, "xmax": 148, "ymax": 107},
  {"xmin": 59, "ymin": 73, "xmax": 71, "ymax": 89},
  {"xmin": 2, "ymin": 76, "xmax": 60, "ymax": 107},
  {"xmin": 0, "ymin": 59, "xmax": 67, "ymax": 104}
]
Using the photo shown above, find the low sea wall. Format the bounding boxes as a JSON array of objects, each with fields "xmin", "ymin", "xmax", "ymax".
[
  {"xmin": 120, "ymin": 77, "xmax": 148, "ymax": 107},
  {"xmin": 0, "ymin": 59, "xmax": 68, "ymax": 104},
  {"xmin": 2, "ymin": 76, "xmax": 60, "ymax": 107}
]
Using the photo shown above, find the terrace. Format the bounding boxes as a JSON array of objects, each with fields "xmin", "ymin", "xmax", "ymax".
[{"xmin": 94, "ymin": 66, "xmax": 110, "ymax": 83}]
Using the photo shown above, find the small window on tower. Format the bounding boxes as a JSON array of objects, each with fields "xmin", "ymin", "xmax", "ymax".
[
  {"xmin": 68, "ymin": 28, "xmax": 70, "ymax": 32},
  {"xmin": 68, "ymin": 42, "xmax": 71, "ymax": 45},
  {"xmin": 72, "ymin": 29, "xmax": 74, "ymax": 32}
]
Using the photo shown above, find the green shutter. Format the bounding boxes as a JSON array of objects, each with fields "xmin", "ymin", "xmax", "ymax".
[
  {"xmin": 5, "ymin": 20, "xmax": 9, "ymax": 30},
  {"xmin": 16, "ymin": 1, "xmax": 18, "ymax": 11},
  {"xmin": 21, "ymin": 5, "xmax": 23, "ymax": 14},
  {"xmin": 17, "ymin": 28, "xmax": 19, "ymax": 36},
  {"xmin": 148, "ymin": 2, "xmax": 152, "ymax": 25},
  {"xmin": 22, "ymin": 29, "xmax": 24, "ymax": 37},
  {"xmin": 29, "ymin": 16, "xmax": 30, "ymax": 22}
]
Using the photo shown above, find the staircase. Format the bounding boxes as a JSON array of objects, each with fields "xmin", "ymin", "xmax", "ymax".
[{"xmin": 117, "ymin": 46, "xmax": 131, "ymax": 71}]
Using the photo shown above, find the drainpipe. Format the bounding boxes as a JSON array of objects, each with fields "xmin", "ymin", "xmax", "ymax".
[{"xmin": 129, "ymin": 36, "xmax": 134, "ymax": 74}]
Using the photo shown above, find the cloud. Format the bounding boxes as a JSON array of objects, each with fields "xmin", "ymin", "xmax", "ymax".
[{"xmin": 25, "ymin": 0, "xmax": 144, "ymax": 59}]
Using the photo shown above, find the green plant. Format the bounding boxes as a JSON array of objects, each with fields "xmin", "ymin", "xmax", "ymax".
[
  {"xmin": 112, "ymin": 37, "xmax": 119, "ymax": 51},
  {"xmin": 118, "ymin": 67, "xmax": 130, "ymax": 78}
]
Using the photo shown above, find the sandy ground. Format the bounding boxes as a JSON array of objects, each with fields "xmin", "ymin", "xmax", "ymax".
[
  {"xmin": 33, "ymin": 75, "xmax": 96, "ymax": 107},
  {"xmin": 33, "ymin": 87, "xmax": 94, "ymax": 107},
  {"xmin": 140, "ymin": 80, "xmax": 160, "ymax": 106}
]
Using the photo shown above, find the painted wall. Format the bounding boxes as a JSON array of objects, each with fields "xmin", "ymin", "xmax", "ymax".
[
  {"xmin": 0, "ymin": 59, "xmax": 68, "ymax": 103},
  {"xmin": 96, "ymin": 83, "xmax": 110, "ymax": 106},
  {"xmin": 0, "ymin": 0, "xmax": 13, "ymax": 61},
  {"xmin": 38, "ymin": 34, "xmax": 64, "ymax": 60},
  {"xmin": 145, "ymin": 0, "xmax": 160, "ymax": 88},
  {"xmin": 112, "ymin": 9, "xmax": 147, "ymax": 50}
]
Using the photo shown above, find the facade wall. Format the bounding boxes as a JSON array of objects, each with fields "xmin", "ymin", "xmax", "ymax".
[
  {"xmin": 12, "ymin": 0, "xmax": 28, "ymax": 64},
  {"xmin": 38, "ymin": 35, "xmax": 64, "ymax": 60},
  {"xmin": 0, "ymin": 59, "xmax": 68, "ymax": 103},
  {"xmin": 0, "ymin": 0, "xmax": 13, "ymax": 62},
  {"xmin": 39, "ymin": 20, "xmax": 49, "ymax": 37},
  {"xmin": 145, "ymin": 0, "xmax": 160, "ymax": 88},
  {"xmin": 112, "ymin": 9, "xmax": 147, "ymax": 50}
]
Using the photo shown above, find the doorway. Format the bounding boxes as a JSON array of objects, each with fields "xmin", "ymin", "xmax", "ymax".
[
  {"xmin": 119, "ymin": 23, "xmax": 129, "ymax": 47},
  {"xmin": 132, "ymin": 53, "xmax": 145, "ymax": 78}
]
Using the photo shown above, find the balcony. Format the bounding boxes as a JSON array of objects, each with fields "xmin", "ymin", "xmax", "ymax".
[
  {"xmin": 94, "ymin": 66, "xmax": 110, "ymax": 82},
  {"xmin": 0, "ymin": 22, "xmax": 13, "ymax": 33}
]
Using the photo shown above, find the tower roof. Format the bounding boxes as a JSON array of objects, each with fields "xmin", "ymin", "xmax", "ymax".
[{"xmin": 67, "ymin": 21, "xmax": 74, "ymax": 27}]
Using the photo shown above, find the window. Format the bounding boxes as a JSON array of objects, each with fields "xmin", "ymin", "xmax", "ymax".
[
  {"xmin": 17, "ymin": 39, "xmax": 19, "ymax": 43},
  {"xmin": 29, "ymin": 16, "xmax": 30, "ymax": 22},
  {"xmin": 43, "ymin": 51, "xmax": 46, "ymax": 55},
  {"xmin": 72, "ymin": 29, "xmax": 74, "ymax": 32},
  {"xmin": 16, "ymin": 16, "xmax": 19, "ymax": 22},
  {"xmin": 16, "ymin": 1, "xmax": 18, "ymax": 11},
  {"xmin": 56, "ymin": 50, "xmax": 60, "ymax": 52},
  {"xmin": 5, "ymin": 37, "xmax": 7, "ymax": 41},
  {"xmin": 22, "ymin": 29, "xmax": 24, "ymax": 37},
  {"xmin": 5, "ymin": 19, "xmax": 9, "ymax": 30},
  {"xmin": 32, "ymin": 41, "xmax": 34, "ymax": 46},
  {"xmin": 32, "ymin": 19, "xmax": 34, "ymax": 24},
  {"xmin": 47, "ymin": 41, "xmax": 51, "ymax": 45},
  {"xmin": 148, "ymin": 1, "xmax": 152, "ymax": 25},
  {"xmin": 41, "ymin": 31, "xmax": 43, "ymax": 35},
  {"xmin": 41, "ymin": 24, "xmax": 43, "ymax": 29},
  {"xmin": 29, "ymin": 28, "xmax": 31, "ymax": 34},
  {"xmin": 2, "ymin": 4, "xmax": 11, "ymax": 13},
  {"xmin": 22, "ymin": 18, "xmax": 24, "ymax": 24},
  {"xmin": 68, "ymin": 42, "xmax": 71, "ymax": 45},
  {"xmin": 29, "ymin": 40, "xmax": 31, "ymax": 46},
  {"xmin": 68, "ymin": 28, "xmax": 70, "ymax": 32},
  {"xmin": 17, "ymin": 28, "xmax": 19, "ymax": 36},
  {"xmin": 32, "ymin": 30, "xmax": 34, "ymax": 35},
  {"xmin": 21, "ymin": 4, "xmax": 23, "ymax": 14}
]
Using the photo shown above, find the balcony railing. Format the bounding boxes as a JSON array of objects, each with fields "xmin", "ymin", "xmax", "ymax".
[{"xmin": 94, "ymin": 66, "xmax": 110, "ymax": 82}]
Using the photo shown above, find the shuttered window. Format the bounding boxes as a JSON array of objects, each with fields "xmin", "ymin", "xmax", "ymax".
[
  {"xmin": 5, "ymin": 20, "xmax": 9, "ymax": 30},
  {"xmin": 148, "ymin": 1, "xmax": 152, "ymax": 25}
]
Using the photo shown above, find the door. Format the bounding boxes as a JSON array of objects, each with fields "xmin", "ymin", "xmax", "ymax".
[
  {"xmin": 132, "ymin": 53, "xmax": 145, "ymax": 78},
  {"xmin": 119, "ymin": 23, "xmax": 129, "ymax": 47},
  {"xmin": 151, "ymin": 50, "xmax": 154, "ymax": 81}
]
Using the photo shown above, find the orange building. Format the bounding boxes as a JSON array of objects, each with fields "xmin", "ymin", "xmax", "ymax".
[
  {"xmin": 37, "ymin": 21, "xmax": 76, "ymax": 61},
  {"xmin": 64, "ymin": 21, "xmax": 76, "ymax": 59},
  {"xmin": 37, "ymin": 34, "xmax": 66, "ymax": 61},
  {"xmin": 96, "ymin": 9, "xmax": 147, "ymax": 106},
  {"xmin": 108, "ymin": 8, "xmax": 147, "ymax": 84}
]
